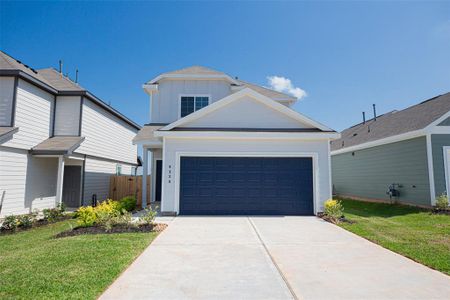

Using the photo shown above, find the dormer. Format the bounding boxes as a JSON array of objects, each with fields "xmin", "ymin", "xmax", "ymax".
[{"xmin": 142, "ymin": 66, "xmax": 297, "ymax": 124}]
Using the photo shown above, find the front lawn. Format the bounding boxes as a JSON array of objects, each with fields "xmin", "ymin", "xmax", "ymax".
[
  {"xmin": 0, "ymin": 219, "xmax": 158, "ymax": 299},
  {"xmin": 338, "ymin": 199, "xmax": 450, "ymax": 275}
]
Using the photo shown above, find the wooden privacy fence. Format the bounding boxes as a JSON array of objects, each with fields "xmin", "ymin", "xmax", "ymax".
[{"xmin": 109, "ymin": 175, "xmax": 150, "ymax": 207}]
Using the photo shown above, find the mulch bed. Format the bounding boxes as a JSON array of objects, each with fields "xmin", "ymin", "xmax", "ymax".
[
  {"xmin": 55, "ymin": 223, "xmax": 167, "ymax": 238},
  {"xmin": 431, "ymin": 208, "xmax": 450, "ymax": 215},
  {"xmin": 317, "ymin": 212, "xmax": 355, "ymax": 224},
  {"xmin": 0, "ymin": 215, "xmax": 74, "ymax": 235}
]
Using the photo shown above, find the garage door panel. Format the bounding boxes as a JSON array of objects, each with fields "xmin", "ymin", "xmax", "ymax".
[{"xmin": 180, "ymin": 157, "xmax": 313, "ymax": 215}]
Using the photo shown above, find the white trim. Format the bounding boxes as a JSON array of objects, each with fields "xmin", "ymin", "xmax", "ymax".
[
  {"xmin": 327, "ymin": 140, "xmax": 332, "ymax": 198},
  {"xmin": 178, "ymin": 94, "xmax": 211, "ymax": 119},
  {"xmin": 146, "ymin": 73, "xmax": 240, "ymax": 85},
  {"xmin": 155, "ymin": 130, "xmax": 340, "ymax": 140},
  {"xmin": 160, "ymin": 137, "xmax": 167, "ymax": 212},
  {"xmin": 331, "ymin": 129, "xmax": 426, "ymax": 155},
  {"xmin": 142, "ymin": 147, "xmax": 148, "ymax": 208},
  {"xmin": 162, "ymin": 88, "xmax": 334, "ymax": 132},
  {"xmin": 443, "ymin": 146, "xmax": 450, "ymax": 197},
  {"xmin": 424, "ymin": 110, "xmax": 450, "ymax": 129},
  {"xmin": 173, "ymin": 151, "xmax": 320, "ymax": 215},
  {"xmin": 55, "ymin": 155, "xmax": 65, "ymax": 206},
  {"xmin": 426, "ymin": 134, "xmax": 436, "ymax": 206}
]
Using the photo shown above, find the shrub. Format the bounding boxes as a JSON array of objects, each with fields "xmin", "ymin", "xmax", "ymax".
[
  {"xmin": 118, "ymin": 196, "xmax": 137, "ymax": 212},
  {"xmin": 76, "ymin": 206, "xmax": 97, "ymax": 227},
  {"xmin": 1, "ymin": 215, "xmax": 19, "ymax": 231},
  {"xmin": 139, "ymin": 206, "xmax": 158, "ymax": 225},
  {"xmin": 43, "ymin": 208, "xmax": 64, "ymax": 223},
  {"xmin": 17, "ymin": 214, "xmax": 33, "ymax": 228},
  {"xmin": 95, "ymin": 200, "xmax": 121, "ymax": 229},
  {"xmin": 324, "ymin": 199, "xmax": 344, "ymax": 222},
  {"xmin": 435, "ymin": 194, "xmax": 449, "ymax": 210}
]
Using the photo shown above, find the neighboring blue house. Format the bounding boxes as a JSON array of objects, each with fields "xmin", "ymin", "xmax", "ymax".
[{"xmin": 331, "ymin": 93, "xmax": 450, "ymax": 207}]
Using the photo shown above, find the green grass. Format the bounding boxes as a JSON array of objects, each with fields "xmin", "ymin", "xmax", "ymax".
[
  {"xmin": 338, "ymin": 199, "xmax": 450, "ymax": 275},
  {"xmin": 0, "ymin": 220, "xmax": 159, "ymax": 299}
]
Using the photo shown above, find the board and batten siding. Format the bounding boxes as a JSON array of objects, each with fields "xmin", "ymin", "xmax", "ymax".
[
  {"xmin": 82, "ymin": 157, "xmax": 133, "ymax": 204},
  {"xmin": 180, "ymin": 96, "xmax": 313, "ymax": 129},
  {"xmin": 2, "ymin": 79, "xmax": 53, "ymax": 150},
  {"xmin": 151, "ymin": 79, "xmax": 231, "ymax": 123},
  {"xmin": 332, "ymin": 136, "xmax": 431, "ymax": 206},
  {"xmin": 0, "ymin": 77, "xmax": 15, "ymax": 126},
  {"xmin": 431, "ymin": 134, "xmax": 450, "ymax": 197},
  {"xmin": 0, "ymin": 147, "xmax": 58, "ymax": 216},
  {"xmin": 76, "ymin": 99, "xmax": 137, "ymax": 164},
  {"xmin": 54, "ymin": 96, "xmax": 81, "ymax": 136}
]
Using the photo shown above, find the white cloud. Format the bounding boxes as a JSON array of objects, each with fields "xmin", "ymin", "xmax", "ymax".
[{"xmin": 266, "ymin": 76, "xmax": 307, "ymax": 99}]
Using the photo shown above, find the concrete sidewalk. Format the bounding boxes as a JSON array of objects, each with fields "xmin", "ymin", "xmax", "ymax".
[{"xmin": 100, "ymin": 216, "xmax": 450, "ymax": 300}]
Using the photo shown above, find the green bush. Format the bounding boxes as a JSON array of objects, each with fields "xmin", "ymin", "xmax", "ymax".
[
  {"xmin": 43, "ymin": 208, "xmax": 63, "ymax": 223},
  {"xmin": 118, "ymin": 196, "xmax": 137, "ymax": 212},
  {"xmin": 1, "ymin": 215, "xmax": 19, "ymax": 231},
  {"xmin": 139, "ymin": 206, "xmax": 158, "ymax": 225},
  {"xmin": 17, "ymin": 214, "xmax": 33, "ymax": 228},
  {"xmin": 435, "ymin": 194, "xmax": 449, "ymax": 210},
  {"xmin": 76, "ymin": 206, "xmax": 97, "ymax": 227},
  {"xmin": 324, "ymin": 199, "xmax": 344, "ymax": 222}
]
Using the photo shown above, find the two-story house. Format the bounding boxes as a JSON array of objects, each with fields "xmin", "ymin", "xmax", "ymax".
[
  {"xmin": 0, "ymin": 51, "xmax": 140, "ymax": 216},
  {"xmin": 134, "ymin": 66, "xmax": 340, "ymax": 216}
]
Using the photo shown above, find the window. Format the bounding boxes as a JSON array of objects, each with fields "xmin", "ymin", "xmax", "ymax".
[
  {"xmin": 116, "ymin": 164, "xmax": 122, "ymax": 176},
  {"xmin": 180, "ymin": 96, "xmax": 209, "ymax": 117}
]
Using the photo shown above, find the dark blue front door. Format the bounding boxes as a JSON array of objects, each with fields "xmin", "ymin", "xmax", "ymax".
[{"xmin": 180, "ymin": 157, "xmax": 314, "ymax": 215}]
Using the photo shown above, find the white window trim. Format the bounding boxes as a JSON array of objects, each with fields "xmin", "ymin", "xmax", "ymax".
[
  {"xmin": 171, "ymin": 151, "xmax": 320, "ymax": 215},
  {"xmin": 178, "ymin": 94, "xmax": 211, "ymax": 119},
  {"xmin": 443, "ymin": 146, "xmax": 450, "ymax": 197}
]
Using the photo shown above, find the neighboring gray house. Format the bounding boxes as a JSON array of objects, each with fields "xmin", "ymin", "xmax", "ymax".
[
  {"xmin": 0, "ymin": 51, "xmax": 140, "ymax": 216},
  {"xmin": 331, "ymin": 93, "xmax": 450, "ymax": 207}
]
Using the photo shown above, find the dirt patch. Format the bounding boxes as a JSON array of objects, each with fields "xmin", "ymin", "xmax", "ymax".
[{"xmin": 55, "ymin": 223, "xmax": 167, "ymax": 238}]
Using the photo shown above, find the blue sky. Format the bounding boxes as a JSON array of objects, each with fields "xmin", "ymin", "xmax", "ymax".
[{"xmin": 1, "ymin": 1, "xmax": 449, "ymax": 131}]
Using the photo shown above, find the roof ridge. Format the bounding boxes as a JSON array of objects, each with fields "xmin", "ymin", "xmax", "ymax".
[{"xmin": 237, "ymin": 79, "xmax": 295, "ymax": 100}]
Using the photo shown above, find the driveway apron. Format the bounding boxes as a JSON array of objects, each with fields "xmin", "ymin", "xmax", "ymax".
[{"xmin": 100, "ymin": 216, "xmax": 450, "ymax": 300}]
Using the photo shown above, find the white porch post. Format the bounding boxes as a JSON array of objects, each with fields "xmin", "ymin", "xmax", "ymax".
[
  {"xmin": 142, "ymin": 146, "xmax": 148, "ymax": 208},
  {"xmin": 55, "ymin": 156, "xmax": 65, "ymax": 206}
]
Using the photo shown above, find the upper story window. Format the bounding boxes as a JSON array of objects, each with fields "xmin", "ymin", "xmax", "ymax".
[{"xmin": 180, "ymin": 96, "xmax": 209, "ymax": 118}]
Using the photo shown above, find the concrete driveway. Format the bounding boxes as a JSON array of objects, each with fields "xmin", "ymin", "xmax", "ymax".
[{"xmin": 100, "ymin": 216, "xmax": 450, "ymax": 300}]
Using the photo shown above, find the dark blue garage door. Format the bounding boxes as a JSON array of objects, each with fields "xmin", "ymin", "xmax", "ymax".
[{"xmin": 180, "ymin": 157, "xmax": 314, "ymax": 215}]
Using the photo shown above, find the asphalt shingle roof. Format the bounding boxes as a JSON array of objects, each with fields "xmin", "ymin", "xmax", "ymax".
[
  {"xmin": 31, "ymin": 136, "xmax": 85, "ymax": 153},
  {"xmin": 331, "ymin": 93, "xmax": 450, "ymax": 151},
  {"xmin": 37, "ymin": 68, "xmax": 84, "ymax": 92}
]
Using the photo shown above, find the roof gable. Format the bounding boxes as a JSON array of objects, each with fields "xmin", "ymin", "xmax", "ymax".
[
  {"xmin": 162, "ymin": 88, "xmax": 334, "ymax": 132},
  {"xmin": 146, "ymin": 65, "xmax": 240, "ymax": 85}
]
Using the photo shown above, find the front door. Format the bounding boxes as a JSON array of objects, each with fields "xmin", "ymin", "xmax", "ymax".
[
  {"xmin": 62, "ymin": 166, "xmax": 82, "ymax": 208},
  {"xmin": 155, "ymin": 160, "xmax": 162, "ymax": 202}
]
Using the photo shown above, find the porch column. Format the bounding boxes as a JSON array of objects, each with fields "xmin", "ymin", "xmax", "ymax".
[
  {"xmin": 55, "ymin": 156, "xmax": 65, "ymax": 205},
  {"xmin": 142, "ymin": 146, "xmax": 148, "ymax": 208}
]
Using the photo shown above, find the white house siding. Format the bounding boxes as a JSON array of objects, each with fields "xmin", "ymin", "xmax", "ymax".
[
  {"xmin": 2, "ymin": 79, "xmax": 53, "ymax": 150},
  {"xmin": 0, "ymin": 147, "xmax": 58, "ymax": 216},
  {"xmin": 181, "ymin": 96, "xmax": 313, "ymax": 129},
  {"xmin": 54, "ymin": 96, "xmax": 81, "ymax": 136},
  {"xmin": 0, "ymin": 77, "xmax": 15, "ymax": 126},
  {"xmin": 82, "ymin": 157, "xmax": 133, "ymax": 205},
  {"xmin": 77, "ymin": 99, "xmax": 137, "ymax": 164},
  {"xmin": 161, "ymin": 137, "xmax": 331, "ymax": 214},
  {"xmin": 151, "ymin": 79, "xmax": 231, "ymax": 123}
]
